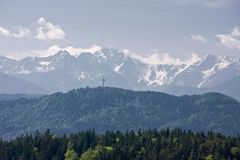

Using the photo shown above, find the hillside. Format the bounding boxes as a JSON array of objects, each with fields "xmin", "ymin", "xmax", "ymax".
[
  {"xmin": 214, "ymin": 75, "xmax": 240, "ymax": 101},
  {"xmin": 0, "ymin": 87, "xmax": 240, "ymax": 138},
  {"xmin": 161, "ymin": 76, "xmax": 240, "ymax": 102}
]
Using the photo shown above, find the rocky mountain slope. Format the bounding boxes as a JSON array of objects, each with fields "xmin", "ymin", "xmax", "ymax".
[{"xmin": 0, "ymin": 48, "xmax": 239, "ymax": 98}]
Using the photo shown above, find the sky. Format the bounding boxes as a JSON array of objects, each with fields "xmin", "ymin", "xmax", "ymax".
[{"xmin": 0, "ymin": 0, "xmax": 240, "ymax": 61}]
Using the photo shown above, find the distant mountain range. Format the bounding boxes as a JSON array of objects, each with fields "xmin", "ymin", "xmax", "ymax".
[
  {"xmin": 0, "ymin": 87, "xmax": 239, "ymax": 138},
  {"xmin": 0, "ymin": 72, "xmax": 46, "ymax": 94},
  {"xmin": 0, "ymin": 48, "xmax": 240, "ymax": 100},
  {"xmin": 0, "ymin": 93, "xmax": 42, "ymax": 101}
]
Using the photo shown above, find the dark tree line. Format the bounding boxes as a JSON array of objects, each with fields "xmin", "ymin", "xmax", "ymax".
[{"xmin": 0, "ymin": 128, "xmax": 240, "ymax": 160}]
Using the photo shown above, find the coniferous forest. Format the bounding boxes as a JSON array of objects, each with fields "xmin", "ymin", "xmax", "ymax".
[
  {"xmin": 1, "ymin": 87, "xmax": 240, "ymax": 138},
  {"xmin": 0, "ymin": 129, "xmax": 240, "ymax": 160}
]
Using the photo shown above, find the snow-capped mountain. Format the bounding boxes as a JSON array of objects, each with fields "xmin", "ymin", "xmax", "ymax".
[
  {"xmin": 0, "ymin": 47, "xmax": 240, "ymax": 96},
  {"xmin": 171, "ymin": 55, "xmax": 240, "ymax": 88}
]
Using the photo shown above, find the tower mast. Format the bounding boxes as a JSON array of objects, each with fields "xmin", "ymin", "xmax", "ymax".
[{"xmin": 102, "ymin": 78, "xmax": 106, "ymax": 87}]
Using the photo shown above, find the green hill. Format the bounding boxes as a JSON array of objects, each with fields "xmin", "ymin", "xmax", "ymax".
[{"xmin": 0, "ymin": 87, "xmax": 240, "ymax": 138}]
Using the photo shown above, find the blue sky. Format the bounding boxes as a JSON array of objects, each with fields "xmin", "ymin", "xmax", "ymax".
[{"xmin": 0, "ymin": 0, "xmax": 239, "ymax": 61}]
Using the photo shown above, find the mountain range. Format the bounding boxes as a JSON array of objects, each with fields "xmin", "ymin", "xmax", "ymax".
[
  {"xmin": 0, "ymin": 72, "xmax": 46, "ymax": 94},
  {"xmin": 0, "ymin": 48, "xmax": 240, "ymax": 100},
  {"xmin": 0, "ymin": 87, "xmax": 240, "ymax": 138}
]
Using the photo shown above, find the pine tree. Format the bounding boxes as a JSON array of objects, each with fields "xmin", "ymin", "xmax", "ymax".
[{"xmin": 64, "ymin": 142, "xmax": 79, "ymax": 160}]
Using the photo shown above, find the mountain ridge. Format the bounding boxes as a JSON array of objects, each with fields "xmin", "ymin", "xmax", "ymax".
[
  {"xmin": 0, "ymin": 48, "xmax": 240, "ymax": 99},
  {"xmin": 0, "ymin": 72, "xmax": 47, "ymax": 94},
  {"xmin": 0, "ymin": 87, "xmax": 240, "ymax": 138}
]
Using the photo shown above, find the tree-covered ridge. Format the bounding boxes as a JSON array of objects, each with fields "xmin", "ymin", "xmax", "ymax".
[
  {"xmin": 0, "ymin": 129, "xmax": 240, "ymax": 160},
  {"xmin": 0, "ymin": 87, "xmax": 240, "ymax": 138}
]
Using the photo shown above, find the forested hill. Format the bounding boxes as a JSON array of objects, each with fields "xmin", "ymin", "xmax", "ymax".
[
  {"xmin": 0, "ymin": 87, "xmax": 240, "ymax": 138},
  {"xmin": 1, "ymin": 129, "xmax": 240, "ymax": 160}
]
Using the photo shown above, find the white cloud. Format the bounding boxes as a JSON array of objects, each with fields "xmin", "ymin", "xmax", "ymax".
[
  {"xmin": 39, "ymin": 44, "xmax": 101, "ymax": 56},
  {"xmin": 0, "ymin": 17, "xmax": 65, "ymax": 40},
  {"xmin": 16, "ymin": 45, "xmax": 101, "ymax": 59},
  {"xmin": 216, "ymin": 26, "xmax": 240, "ymax": 50},
  {"xmin": 0, "ymin": 26, "xmax": 31, "ymax": 38},
  {"xmin": 0, "ymin": 27, "xmax": 11, "ymax": 36},
  {"xmin": 191, "ymin": 34, "xmax": 207, "ymax": 43},
  {"xmin": 123, "ymin": 49, "xmax": 200, "ymax": 65},
  {"xmin": 5, "ymin": 45, "xmax": 200, "ymax": 66},
  {"xmin": 67, "ymin": 45, "xmax": 102, "ymax": 55},
  {"xmin": 12, "ymin": 27, "xmax": 31, "ymax": 38},
  {"xmin": 35, "ymin": 17, "xmax": 65, "ymax": 40}
]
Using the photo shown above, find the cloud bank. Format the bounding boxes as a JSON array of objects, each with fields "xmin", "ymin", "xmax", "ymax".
[
  {"xmin": 216, "ymin": 26, "xmax": 240, "ymax": 50},
  {"xmin": 4, "ymin": 44, "xmax": 200, "ymax": 66},
  {"xmin": 22, "ymin": 45, "xmax": 102, "ymax": 58},
  {"xmin": 123, "ymin": 49, "xmax": 200, "ymax": 65},
  {"xmin": 0, "ymin": 26, "xmax": 31, "ymax": 38},
  {"xmin": 191, "ymin": 34, "xmax": 207, "ymax": 43},
  {"xmin": 0, "ymin": 17, "xmax": 65, "ymax": 41},
  {"xmin": 35, "ymin": 17, "xmax": 65, "ymax": 40}
]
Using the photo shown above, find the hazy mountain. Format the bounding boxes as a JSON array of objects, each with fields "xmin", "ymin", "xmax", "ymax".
[
  {"xmin": 0, "ymin": 93, "xmax": 43, "ymax": 101},
  {"xmin": 213, "ymin": 75, "xmax": 240, "ymax": 101},
  {"xmin": 0, "ymin": 72, "xmax": 47, "ymax": 94},
  {"xmin": 171, "ymin": 55, "xmax": 240, "ymax": 88},
  {"xmin": 0, "ymin": 49, "xmax": 148, "ymax": 92},
  {"xmin": 0, "ymin": 48, "xmax": 240, "ymax": 96},
  {"xmin": 0, "ymin": 87, "xmax": 239, "ymax": 138},
  {"xmin": 160, "ymin": 85, "xmax": 206, "ymax": 96},
  {"xmin": 161, "ymin": 75, "xmax": 240, "ymax": 101}
]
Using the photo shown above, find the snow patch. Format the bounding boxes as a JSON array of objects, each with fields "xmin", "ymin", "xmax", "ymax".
[
  {"xmin": 79, "ymin": 72, "xmax": 86, "ymax": 79},
  {"xmin": 75, "ymin": 72, "xmax": 86, "ymax": 81},
  {"xmin": 36, "ymin": 66, "xmax": 55, "ymax": 72},
  {"xmin": 174, "ymin": 65, "xmax": 188, "ymax": 76},
  {"xmin": 114, "ymin": 63, "xmax": 124, "ymax": 73},
  {"xmin": 96, "ymin": 50, "xmax": 107, "ymax": 59},
  {"xmin": 143, "ymin": 67, "xmax": 168, "ymax": 86},
  {"xmin": 217, "ymin": 58, "xmax": 231, "ymax": 70},
  {"xmin": 198, "ymin": 68, "xmax": 216, "ymax": 88},
  {"xmin": 39, "ymin": 61, "xmax": 51, "ymax": 66}
]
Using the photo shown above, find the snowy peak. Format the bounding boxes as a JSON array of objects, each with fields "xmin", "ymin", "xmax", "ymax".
[
  {"xmin": 1, "ymin": 48, "xmax": 240, "ymax": 93},
  {"xmin": 175, "ymin": 54, "xmax": 240, "ymax": 88},
  {"xmin": 52, "ymin": 50, "xmax": 72, "ymax": 59},
  {"xmin": 140, "ymin": 64, "xmax": 187, "ymax": 87}
]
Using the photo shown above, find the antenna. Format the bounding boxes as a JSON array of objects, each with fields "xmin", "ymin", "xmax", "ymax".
[{"xmin": 102, "ymin": 78, "xmax": 106, "ymax": 87}]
